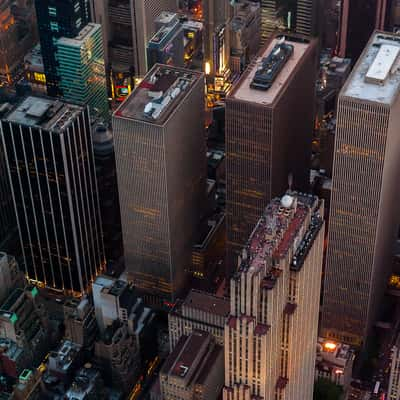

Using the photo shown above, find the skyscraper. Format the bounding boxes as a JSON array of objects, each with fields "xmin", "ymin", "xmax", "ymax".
[
  {"xmin": 56, "ymin": 23, "xmax": 109, "ymax": 119},
  {"xmin": 113, "ymin": 65, "xmax": 206, "ymax": 302},
  {"xmin": 224, "ymin": 192, "xmax": 324, "ymax": 400},
  {"xmin": 226, "ymin": 34, "xmax": 317, "ymax": 268},
  {"xmin": 34, "ymin": 0, "xmax": 91, "ymax": 96},
  {"xmin": 91, "ymin": 0, "xmax": 177, "ymax": 82},
  {"xmin": 322, "ymin": 31, "xmax": 400, "ymax": 346},
  {"xmin": 0, "ymin": 96, "xmax": 105, "ymax": 295},
  {"xmin": 260, "ymin": 0, "xmax": 320, "ymax": 44},
  {"xmin": 147, "ymin": 12, "xmax": 184, "ymax": 70},
  {"xmin": 337, "ymin": 0, "xmax": 389, "ymax": 60},
  {"xmin": 203, "ymin": 0, "xmax": 232, "ymax": 77}
]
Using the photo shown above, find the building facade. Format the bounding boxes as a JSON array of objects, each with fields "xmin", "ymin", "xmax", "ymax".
[
  {"xmin": 226, "ymin": 34, "xmax": 317, "ymax": 269},
  {"xmin": 389, "ymin": 336, "xmax": 400, "ymax": 400},
  {"xmin": 260, "ymin": 0, "xmax": 320, "ymax": 44},
  {"xmin": 230, "ymin": 0, "xmax": 261, "ymax": 73},
  {"xmin": 169, "ymin": 289, "xmax": 230, "ymax": 350},
  {"xmin": 147, "ymin": 12, "xmax": 184, "ymax": 70},
  {"xmin": 91, "ymin": 0, "xmax": 177, "ymax": 83},
  {"xmin": 0, "ymin": 96, "xmax": 105, "ymax": 294},
  {"xmin": 337, "ymin": 0, "xmax": 389, "ymax": 60},
  {"xmin": 0, "ymin": 253, "xmax": 23, "ymax": 304},
  {"xmin": 160, "ymin": 330, "xmax": 224, "ymax": 400},
  {"xmin": 113, "ymin": 65, "xmax": 206, "ymax": 301},
  {"xmin": 34, "ymin": 0, "xmax": 91, "ymax": 96},
  {"xmin": 223, "ymin": 192, "xmax": 324, "ymax": 400},
  {"xmin": 322, "ymin": 32, "xmax": 400, "ymax": 346},
  {"xmin": 92, "ymin": 123, "xmax": 124, "ymax": 271},
  {"xmin": 203, "ymin": 0, "xmax": 232, "ymax": 77},
  {"xmin": 56, "ymin": 23, "xmax": 109, "ymax": 119}
]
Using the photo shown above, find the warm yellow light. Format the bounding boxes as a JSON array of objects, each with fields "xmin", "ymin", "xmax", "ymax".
[
  {"xmin": 33, "ymin": 72, "xmax": 46, "ymax": 84},
  {"xmin": 324, "ymin": 342, "xmax": 337, "ymax": 351},
  {"xmin": 205, "ymin": 61, "xmax": 211, "ymax": 75}
]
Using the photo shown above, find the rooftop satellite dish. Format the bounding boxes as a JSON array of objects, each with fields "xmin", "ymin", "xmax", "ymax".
[{"xmin": 281, "ymin": 195, "xmax": 294, "ymax": 209}]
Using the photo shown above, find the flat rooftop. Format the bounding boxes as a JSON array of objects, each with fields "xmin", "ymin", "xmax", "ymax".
[
  {"xmin": 237, "ymin": 193, "xmax": 319, "ymax": 276},
  {"xmin": 343, "ymin": 31, "xmax": 400, "ymax": 104},
  {"xmin": 57, "ymin": 23, "xmax": 100, "ymax": 47},
  {"xmin": 4, "ymin": 96, "xmax": 83, "ymax": 132},
  {"xmin": 230, "ymin": 35, "xmax": 310, "ymax": 105},
  {"xmin": 182, "ymin": 289, "xmax": 230, "ymax": 317},
  {"xmin": 114, "ymin": 64, "xmax": 202, "ymax": 125}
]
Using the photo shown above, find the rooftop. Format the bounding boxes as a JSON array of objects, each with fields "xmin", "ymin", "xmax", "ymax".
[
  {"xmin": 343, "ymin": 31, "xmax": 400, "ymax": 104},
  {"xmin": 114, "ymin": 64, "xmax": 202, "ymax": 125},
  {"xmin": 182, "ymin": 289, "xmax": 230, "ymax": 317},
  {"xmin": 237, "ymin": 193, "xmax": 321, "ymax": 276},
  {"xmin": 4, "ymin": 96, "xmax": 83, "ymax": 132},
  {"xmin": 162, "ymin": 330, "xmax": 221, "ymax": 385},
  {"xmin": 148, "ymin": 13, "xmax": 181, "ymax": 49},
  {"xmin": 57, "ymin": 23, "xmax": 100, "ymax": 47},
  {"xmin": 230, "ymin": 35, "xmax": 311, "ymax": 105},
  {"xmin": 65, "ymin": 366, "xmax": 100, "ymax": 399},
  {"xmin": 170, "ymin": 331, "xmax": 208, "ymax": 378}
]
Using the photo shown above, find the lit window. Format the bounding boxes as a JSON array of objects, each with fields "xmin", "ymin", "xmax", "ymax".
[
  {"xmin": 50, "ymin": 21, "xmax": 59, "ymax": 32},
  {"xmin": 76, "ymin": 17, "xmax": 82, "ymax": 28},
  {"xmin": 48, "ymin": 6, "xmax": 57, "ymax": 16}
]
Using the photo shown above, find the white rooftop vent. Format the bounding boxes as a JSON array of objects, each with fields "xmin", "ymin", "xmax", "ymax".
[
  {"xmin": 281, "ymin": 195, "xmax": 294, "ymax": 209},
  {"xmin": 365, "ymin": 44, "xmax": 400, "ymax": 85}
]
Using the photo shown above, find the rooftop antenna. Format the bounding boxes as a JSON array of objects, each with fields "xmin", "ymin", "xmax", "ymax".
[{"xmin": 288, "ymin": 172, "xmax": 293, "ymax": 192}]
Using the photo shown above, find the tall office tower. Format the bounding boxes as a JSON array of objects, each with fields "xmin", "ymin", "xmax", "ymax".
[
  {"xmin": 113, "ymin": 65, "xmax": 206, "ymax": 302},
  {"xmin": 337, "ymin": 0, "xmax": 390, "ymax": 60},
  {"xmin": 296, "ymin": 0, "xmax": 320, "ymax": 36},
  {"xmin": 56, "ymin": 23, "xmax": 109, "ymax": 119},
  {"xmin": 260, "ymin": 0, "xmax": 320, "ymax": 44},
  {"xmin": 147, "ymin": 12, "xmax": 184, "ymax": 70},
  {"xmin": 223, "ymin": 193, "xmax": 324, "ymax": 400},
  {"xmin": 226, "ymin": 35, "xmax": 317, "ymax": 268},
  {"xmin": 0, "ymin": 96, "xmax": 105, "ymax": 295},
  {"xmin": 91, "ymin": 0, "xmax": 177, "ymax": 84},
  {"xmin": 203, "ymin": 0, "xmax": 232, "ymax": 77},
  {"xmin": 230, "ymin": 0, "xmax": 261, "ymax": 73},
  {"xmin": 322, "ymin": 32, "xmax": 400, "ymax": 346},
  {"xmin": 34, "ymin": 0, "xmax": 90, "ymax": 97}
]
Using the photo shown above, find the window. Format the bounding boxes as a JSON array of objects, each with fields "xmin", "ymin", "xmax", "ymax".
[
  {"xmin": 48, "ymin": 6, "xmax": 57, "ymax": 16},
  {"xmin": 50, "ymin": 21, "xmax": 59, "ymax": 32},
  {"xmin": 76, "ymin": 17, "xmax": 82, "ymax": 29}
]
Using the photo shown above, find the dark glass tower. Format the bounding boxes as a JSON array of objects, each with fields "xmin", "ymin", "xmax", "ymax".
[
  {"xmin": 34, "ymin": 0, "xmax": 90, "ymax": 96},
  {"xmin": 0, "ymin": 96, "xmax": 105, "ymax": 295}
]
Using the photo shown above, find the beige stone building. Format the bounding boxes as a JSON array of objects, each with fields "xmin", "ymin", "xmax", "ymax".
[{"xmin": 224, "ymin": 192, "xmax": 324, "ymax": 400}]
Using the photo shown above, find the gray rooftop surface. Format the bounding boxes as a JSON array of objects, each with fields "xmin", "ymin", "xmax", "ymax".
[
  {"xmin": 342, "ymin": 31, "xmax": 400, "ymax": 104},
  {"xmin": 114, "ymin": 64, "xmax": 203, "ymax": 126},
  {"xmin": 4, "ymin": 96, "xmax": 83, "ymax": 132}
]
